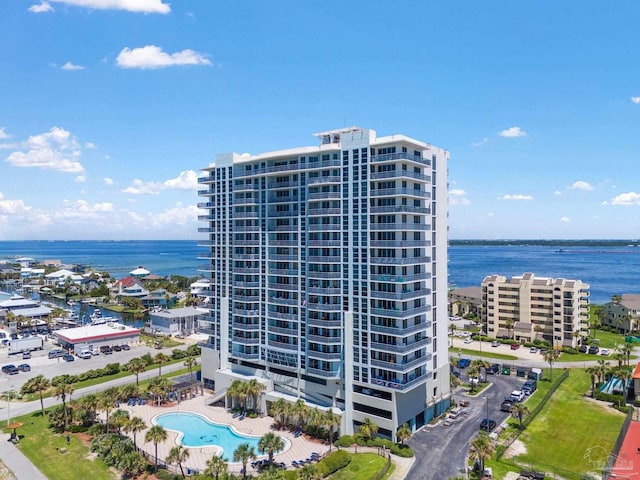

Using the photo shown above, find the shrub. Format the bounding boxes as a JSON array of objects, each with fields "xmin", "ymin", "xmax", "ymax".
[
  {"xmin": 102, "ymin": 363, "xmax": 121, "ymax": 375},
  {"xmin": 335, "ymin": 435, "xmax": 355, "ymax": 447},
  {"xmin": 391, "ymin": 444, "xmax": 414, "ymax": 457},
  {"xmin": 171, "ymin": 349, "xmax": 187, "ymax": 359},
  {"xmin": 562, "ymin": 346, "xmax": 579, "ymax": 355},
  {"xmin": 186, "ymin": 344, "xmax": 201, "ymax": 356},
  {"xmin": 318, "ymin": 450, "xmax": 351, "ymax": 477},
  {"xmin": 155, "ymin": 470, "xmax": 180, "ymax": 480}
]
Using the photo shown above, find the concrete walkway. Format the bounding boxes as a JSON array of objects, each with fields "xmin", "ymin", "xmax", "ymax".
[{"xmin": 0, "ymin": 437, "xmax": 47, "ymax": 480}]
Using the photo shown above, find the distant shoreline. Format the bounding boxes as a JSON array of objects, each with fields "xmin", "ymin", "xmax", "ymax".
[{"xmin": 449, "ymin": 239, "xmax": 639, "ymax": 247}]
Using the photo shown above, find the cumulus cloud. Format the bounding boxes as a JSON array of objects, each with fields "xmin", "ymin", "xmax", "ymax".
[
  {"xmin": 631, "ymin": 97, "xmax": 640, "ymax": 104},
  {"xmin": 74, "ymin": 175, "xmax": 86, "ymax": 183},
  {"xmin": 48, "ymin": 0, "xmax": 169, "ymax": 13},
  {"xmin": 85, "ymin": 142, "xmax": 95, "ymax": 149},
  {"xmin": 123, "ymin": 170, "xmax": 199, "ymax": 195},
  {"xmin": 470, "ymin": 137, "xmax": 488, "ymax": 147},
  {"xmin": 116, "ymin": 45, "xmax": 212, "ymax": 69},
  {"xmin": 0, "ymin": 128, "xmax": 10, "ymax": 140},
  {"xmin": 5, "ymin": 126, "xmax": 84, "ymax": 173},
  {"xmin": 610, "ymin": 192, "xmax": 640, "ymax": 206},
  {"xmin": 554, "ymin": 190, "xmax": 562, "ymax": 196},
  {"xmin": 28, "ymin": 1, "xmax": 53, "ymax": 12},
  {"xmin": 570, "ymin": 180, "xmax": 594, "ymax": 191},
  {"xmin": 61, "ymin": 61, "xmax": 84, "ymax": 71},
  {"xmin": 499, "ymin": 126, "xmax": 527, "ymax": 138},
  {"xmin": 497, "ymin": 194, "xmax": 533, "ymax": 201},
  {"xmin": 53, "ymin": 200, "xmax": 114, "ymax": 222},
  {"xmin": 449, "ymin": 188, "xmax": 471, "ymax": 206},
  {"xmin": 104, "ymin": 177, "xmax": 114, "ymax": 185},
  {"xmin": 560, "ymin": 216, "xmax": 570, "ymax": 223},
  {"xmin": 0, "ymin": 192, "xmax": 32, "ymax": 215}
]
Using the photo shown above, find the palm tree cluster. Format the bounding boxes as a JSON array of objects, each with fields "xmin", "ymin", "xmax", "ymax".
[
  {"xmin": 227, "ymin": 379, "xmax": 266, "ymax": 415},
  {"xmin": 587, "ymin": 350, "xmax": 634, "ymax": 404},
  {"xmin": 268, "ymin": 398, "xmax": 341, "ymax": 449}
]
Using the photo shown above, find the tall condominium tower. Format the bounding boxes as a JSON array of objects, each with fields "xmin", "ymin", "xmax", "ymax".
[{"xmin": 198, "ymin": 127, "xmax": 450, "ymax": 439}]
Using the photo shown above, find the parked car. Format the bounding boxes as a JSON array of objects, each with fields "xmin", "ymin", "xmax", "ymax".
[
  {"xmin": 464, "ymin": 337, "xmax": 473, "ymax": 344},
  {"xmin": 77, "ymin": 351, "xmax": 92, "ymax": 359},
  {"xmin": 487, "ymin": 364, "xmax": 500, "ymax": 375},
  {"xmin": 48, "ymin": 349, "xmax": 65, "ymax": 359},
  {"xmin": 501, "ymin": 399, "xmax": 514, "ymax": 412},
  {"xmin": 100, "ymin": 346, "xmax": 113, "ymax": 354},
  {"xmin": 22, "ymin": 351, "xmax": 31, "ymax": 359},
  {"xmin": 121, "ymin": 344, "xmax": 130, "ymax": 351},
  {"xmin": 62, "ymin": 354, "xmax": 75, "ymax": 362},
  {"xmin": 588, "ymin": 346, "xmax": 600, "ymax": 354},
  {"xmin": 510, "ymin": 390, "xmax": 525, "ymax": 402},
  {"xmin": 522, "ymin": 380, "xmax": 537, "ymax": 395},
  {"xmin": 510, "ymin": 344, "xmax": 520, "ymax": 350},
  {"xmin": 578, "ymin": 345, "xmax": 588, "ymax": 353},
  {"xmin": 480, "ymin": 418, "xmax": 497, "ymax": 431},
  {"xmin": 112, "ymin": 345, "xmax": 122, "ymax": 352},
  {"xmin": 18, "ymin": 363, "xmax": 30, "ymax": 372},
  {"xmin": 600, "ymin": 348, "xmax": 610, "ymax": 356},
  {"xmin": 2, "ymin": 364, "xmax": 19, "ymax": 375},
  {"xmin": 458, "ymin": 358, "xmax": 471, "ymax": 368},
  {"xmin": 491, "ymin": 341, "xmax": 500, "ymax": 347},
  {"xmin": 529, "ymin": 347, "xmax": 538, "ymax": 354}
]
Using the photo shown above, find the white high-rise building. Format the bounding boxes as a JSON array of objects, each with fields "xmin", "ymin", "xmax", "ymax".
[{"xmin": 197, "ymin": 127, "xmax": 450, "ymax": 439}]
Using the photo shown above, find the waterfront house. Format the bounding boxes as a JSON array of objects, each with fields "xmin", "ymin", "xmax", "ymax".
[
  {"xmin": 149, "ymin": 306, "xmax": 207, "ymax": 336},
  {"xmin": 44, "ymin": 269, "xmax": 83, "ymax": 287},
  {"xmin": 602, "ymin": 294, "xmax": 640, "ymax": 334},
  {"xmin": 112, "ymin": 276, "xmax": 149, "ymax": 298},
  {"xmin": 140, "ymin": 288, "xmax": 178, "ymax": 309}
]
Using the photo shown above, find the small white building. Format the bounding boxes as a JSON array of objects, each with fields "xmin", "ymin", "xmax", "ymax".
[
  {"xmin": 149, "ymin": 306, "xmax": 207, "ymax": 336},
  {"xmin": 54, "ymin": 322, "xmax": 141, "ymax": 352}
]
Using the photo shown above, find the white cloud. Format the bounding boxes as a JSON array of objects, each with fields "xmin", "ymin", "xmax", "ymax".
[
  {"xmin": 497, "ymin": 194, "xmax": 533, "ymax": 201},
  {"xmin": 28, "ymin": 1, "xmax": 53, "ymax": 13},
  {"xmin": 560, "ymin": 216, "xmax": 570, "ymax": 223},
  {"xmin": 611, "ymin": 192, "xmax": 640, "ymax": 206},
  {"xmin": 0, "ymin": 128, "xmax": 10, "ymax": 139},
  {"xmin": 123, "ymin": 170, "xmax": 199, "ymax": 195},
  {"xmin": 449, "ymin": 188, "xmax": 470, "ymax": 206},
  {"xmin": 554, "ymin": 190, "xmax": 562, "ymax": 196},
  {"xmin": 631, "ymin": 97, "xmax": 640, "ymax": 104},
  {"xmin": 104, "ymin": 177, "xmax": 114, "ymax": 185},
  {"xmin": 0, "ymin": 192, "xmax": 32, "ymax": 215},
  {"xmin": 163, "ymin": 170, "xmax": 199, "ymax": 190},
  {"xmin": 470, "ymin": 137, "xmax": 488, "ymax": 147},
  {"xmin": 74, "ymin": 175, "xmax": 86, "ymax": 183},
  {"xmin": 499, "ymin": 126, "xmax": 527, "ymax": 138},
  {"xmin": 61, "ymin": 61, "xmax": 84, "ymax": 71},
  {"xmin": 116, "ymin": 45, "xmax": 212, "ymax": 69},
  {"xmin": 54, "ymin": 200, "xmax": 114, "ymax": 222},
  {"xmin": 85, "ymin": 142, "xmax": 95, "ymax": 149},
  {"xmin": 570, "ymin": 180, "xmax": 594, "ymax": 191},
  {"xmin": 151, "ymin": 204, "xmax": 200, "ymax": 227},
  {"xmin": 5, "ymin": 126, "xmax": 84, "ymax": 173},
  {"xmin": 48, "ymin": 0, "xmax": 169, "ymax": 13}
]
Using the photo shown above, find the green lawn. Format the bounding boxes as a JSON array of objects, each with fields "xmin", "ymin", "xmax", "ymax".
[
  {"xmin": 590, "ymin": 329, "xmax": 628, "ymax": 349},
  {"xmin": 512, "ymin": 369, "xmax": 625, "ymax": 479},
  {"xmin": 328, "ymin": 453, "xmax": 389, "ymax": 479},
  {"xmin": 3, "ymin": 411, "xmax": 113, "ymax": 480},
  {"xmin": 453, "ymin": 348, "xmax": 519, "ymax": 360}
]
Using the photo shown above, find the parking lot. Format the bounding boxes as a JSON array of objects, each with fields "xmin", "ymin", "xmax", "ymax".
[{"xmin": 1, "ymin": 335, "xmax": 165, "ymax": 392}]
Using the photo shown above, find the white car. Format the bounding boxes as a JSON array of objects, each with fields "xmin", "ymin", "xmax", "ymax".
[
  {"xmin": 464, "ymin": 337, "xmax": 473, "ymax": 344},
  {"xmin": 510, "ymin": 390, "xmax": 525, "ymax": 402},
  {"xmin": 600, "ymin": 348, "xmax": 610, "ymax": 356}
]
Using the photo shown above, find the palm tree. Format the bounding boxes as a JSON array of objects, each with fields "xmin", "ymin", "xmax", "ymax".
[
  {"xmin": 322, "ymin": 409, "xmax": 341, "ymax": 451},
  {"xmin": 147, "ymin": 376, "xmax": 172, "ymax": 406},
  {"xmin": 504, "ymin": 318, "xmax": 515, "ymax": 339},
  {"xmin": 154, "ymin": 352, "xmax": 169, "ymax": 377},
  {"xmin": 126, "ymin": 358, "xmax": 148, "ymax": 386},
  {"xmin": 396, "ymin": 422, "xmax": 412, "ymax": 445},
  {"xmin": 204, "ymin": 454, "xmax": 228, "ymax": 480},
  {"xmin": 77, "ymin": 393, "xmax": 99, "ymax": 425},
  {"xmin": 245, "ymin": 378, "xmax": 266, "ymax": 413},
  {"xmin": 184, "ymin": 356, "xmax": 199, "ymax": 380},
  {"xmin": 269, "ymin": 398, "xmax": 289, "ymax": 429},
  {"xmin": 292, "ymin": 399, "xmax": 308, "ymax": 430},
  {"xmin": 54, "ymin": 381, "xmax": 74, "ymax": 430},
  {"xmin": 586, "ymin": 366, "xmax": 599, "ymax": 398},
  {"xmin": 467, "ymin": 365, "xmax": 480, "ymax": 393},
  {"xmin": 124, "ymin": 416, "xmax": 146, "ymax": 450},
  {"xmin": 543, "ymin": 349, "xmax": 560, "ymax": 380},
  {"xmin": 233, "ymin": 443, "xmax": 257, "ymax": 479},
  {"xmin": 31, "ymin": 375, "xmax": 51, "ymax": 417},
  {"xmin": 621, "ymin": 342, "xmax": 633, "ymax": 367},
  {"xmin": 469, "ymin": 431, "xmax": 495, "ymax": 473},
  {"xmin": 145, "ymin": 424, "xmax": 168, "ymax": 472},
  {"xmin": 299, "ymin": 463, "xmax": 321, "ymax": 480},
  {"xmin": 510, "ymin": 403, "xmax": 530, "ymax": 430},
  {"xmin": 228, "ymin": 380, "xmax": 248, "ymax": 413},
  {"xmin": 259, "ymin": 432, "xmax": 285, "ymax": 465},
  {"xmin": 99, "ymin": 387, "xmax": 119, "ymax": 433},
  {"xmin": 359, "ymin": 417, "xmax": 378, "ymax": 442},
  {"xmin": 166, "ymin": 445, "xmax": 190, "ymax": 478}
]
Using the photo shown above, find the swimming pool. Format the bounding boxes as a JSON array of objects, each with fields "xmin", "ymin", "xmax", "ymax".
[{"xmin": 154, "ymin": 412, "xmax": 263, "ymax": 456}]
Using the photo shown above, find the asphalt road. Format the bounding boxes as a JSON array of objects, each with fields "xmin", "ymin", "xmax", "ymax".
[{"xmin": 406, "ymin": 372, "xmax": 529, "ymax": 480}]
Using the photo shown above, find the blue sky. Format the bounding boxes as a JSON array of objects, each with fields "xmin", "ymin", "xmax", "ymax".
[{"xmin": 1, "ymin": 1, "xmax": 640, "ymax": 240}]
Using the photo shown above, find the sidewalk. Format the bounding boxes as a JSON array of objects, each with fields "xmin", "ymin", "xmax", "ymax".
[
  {"xmin": 0, "ymin": 437, "xmax": 47, "ymax": 480},
  {"xmin": 340, "ymin": 445, "xmax": 415, "ymax": 479}
]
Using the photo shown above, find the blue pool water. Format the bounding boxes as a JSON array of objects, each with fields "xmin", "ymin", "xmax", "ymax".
[{"xmin": 154, "ymin": 412, "xmax": 262, "ymax": 457}]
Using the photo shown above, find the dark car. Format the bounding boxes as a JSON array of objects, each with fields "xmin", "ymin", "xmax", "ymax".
[
  {"xmin": 121, "ymin": 344, "xmax": 130, "ymax": 351},
  {"xmin": 2, "ymin": 364, "xmax": 19, "ymax": 375},
  {"xmin": 62, "ymin": 354, "xmax": 75, "ymax": 362},
  {"xmin": 458, "ymin": 358, "xmax": 471, "ymax": 368},
  {"xmin": 522, "ymin": 381, "xmax": 537, "ymax": 395},
  {"xmin": 18, "ymin": 363, "xmax": 30, "ymax": 372},
  {"xmin": 487, "ymin": 364, "xmax": 500, "ymax": 375},
  {"xmin": 588, "ymin": 345, "xmax": 600, "ymax": 354},
  {"xmin": 112, "ymin": 345, "xmax": 122, "ymax": 352},
  {"xmin": 480, "ymin": 418, "xmax": 497, "ymax": 432},
  {"xmin": 501, "ymin": 399, "xmax": 514, "ymax": 412},
  {"xmin": 48, "ymin": 349, "xmax": 66, "ymax": 359},
  {"xmin": 100, "ymin": 346, "xmax": 113, "ymax": 354},
  {"xmin": 578, "ymin": 345, "xmax": 588, "ymax": 353}
]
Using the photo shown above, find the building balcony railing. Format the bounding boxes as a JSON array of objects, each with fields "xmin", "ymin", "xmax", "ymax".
[
  {"xmin": 369, "ymin": 289, "xmax": 429, "ymax": 301},
  {"xmin": 233, "ymin": 183, "xmax": 259, "ymax": 192},
  {"xmin": 307, "ymin": 256, "xmax": 341, "ymax": 263},
  {"xmin": 197, "ymin": 202, "xmax": 214, "ymax": 209},
  {"xmin": 198, "ymin": 227, "xmax": 215, "ymax": 234},
  {"xmin": 197, "ymin": 214, "xmax": 216, "ymax": 221},
  {"xmin": 370, "ymin": 223, "xmax": 429, "ymax": 231},
  {"xmin": 269, "ymin": 240, "xmax": 298, "ymax": 246},
  {"xmin": 370, "ymin": 170, "xmax": 431, "ymax": 182},
  {"xmin": 370, "ymin": 152, "xmax": 431, "ymax": 167},
  {"xmin": 233, "ymin": 308, "xmax": 259, "ymax": 316},
  {"xmin": 307, "ymin": 271, "xmax": 341, "ymax": 279},
  {"xmin": 233, "ymin": 254, "xmax": 261, "ymax": 260},
  {"xmin": 306, "ymin": 302, "xmax": 342, "ymax": 311},
  {"xmin": 198, "ymin": 327, "xmax": 216, "ymax": 336},
  {"xmin": 233, "ymin": 336, "xmax": 261, "ymax": 345},
  {"xmin": 267, "ymin": 340, "xmax": 298, "ymax": 351},
  {"xmin": 308, "ymin": 208, "xmax": 341, "ymax": 216},
  {"xmin": 370, "ymin": 273, "xmax": 430, "ymax": 282},
  {"xmin": 369, "ymin": 321, "xmax": 429, "ymax": 336},
  {"xmin": 308, "ymin": 317, "xmax": 342, "ymax": 328},
  {"xmin": 268, "ymin": 225, "xmax": 298, "ymax": 232},
  {"xmin": 233, "ymin": 267, "xmax": 260, "ymax": 274},
  {"xmin": 233, "ymin": 225, "xmax": 260, "ymax": 232},
  {"xmin": 234, "ymin": 197, "xmax": 259, "ymax": 206},
  {"xmin": 268, "ymin": 282, "xmax": 298, "ymax": 291},
  {"xmin": 369, "ymin": 256, "xmax": 431, "ymax": 265},
  {"xmin": 232, "ymin": 351, "xmax": 260, "ymax": 360},
  {"xmin": 304, "ymin": 159, "xmax": 342, "ymax": 170},
  {"xmin": 308, "ymin": 334, "xmax": 341, "ymax": 344},
  {"xmin": 306, "ymin": 367, "xmax": 340, "ymax": 378},
  {"xmin": 308, "ymin": 286, "xmax": 341, "ymax": 295},
  {"xmin": 369, "ymin": 240, "xmax": 428, "ymax": 248},
  {"xmin": 232, "ymin": 295, "xmax": 260, "ymax": 302},
  {"xmin": 268, "ymin": 254, "xmax": 298, "ymax": 261},
  {"xmin": 307, "ymin": 350, "xmax": 342, "ymax": 360},
  {"xmin": 268, "ymin": 325, "xmax": 299, "ymax": 335},
  {"xmin": 268, "ymin": 211, "xmax": 297, "ymax": 218},
  {"xmin": 308, "ymin": 223, "xmax": 340, "ymax": 231},
  {"xmin": 308, "ymin": 240, "xmax": 341, "ymax": 247},
  {"xmin": 232, "ymin": 321, "xmax": 261, "ymax": 331},
  {"xmin": 369, "ymin": 205, "xmax": 430, "ymax": 215},
  {"xmin": 268, "ymin": 196, "xmax": 299, "ymax": 204},
  {"xmin": 370, "ymin": 188, "xmax": 430, "ymax": 199},
  {"xmin": 307, "ymin": 176, "xmax": 341, "ymax": 186},
  {"xmin": 198, "ymin": 176, "xmax": 212, "ymax": 184},
  {"xmin": 268, "ymin": 181, "xmax": 298, "ymax": 189},
  {"xmin": 371, "ymin": 371, "xmax": 431, "ymax": 391},
  {"xmin": 370, "ymin": 355, "xmax": 429, "ymax": 372},
  {"xmin": 268, "ymin": 311, "xmax": 298, "ymax": 321},
  {"xmin": 308, "ymin": 192, "xmax": 341, "ymax": 200},
  {"xmin": 269, "ymin": 296, "xmax": 299, "ymax": 306},
  {"xmin": 370, "ymin": 337, "xmax": 431, "ymax": 354},
  {"xmin": 370, "ymin": 306, "xmax": 429, "ymax": 319},
  {"xmin": 268, "ymin": 268, "xmax": 299, "ymax": 276}
]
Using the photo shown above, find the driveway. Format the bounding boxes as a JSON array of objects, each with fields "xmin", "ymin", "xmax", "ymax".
[{"xmin": 407, "ymin": 374, "xmax": 529, "ymax": 479}]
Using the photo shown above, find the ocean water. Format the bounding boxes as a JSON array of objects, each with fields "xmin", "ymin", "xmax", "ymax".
[{"xmin": 1, "ymin": 241, "xmax": 638, "ymax": 305}]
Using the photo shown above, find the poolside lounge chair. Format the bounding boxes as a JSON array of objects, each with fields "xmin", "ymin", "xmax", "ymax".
[{"xmin": 291, "ymin": 461, "xmax": 299, "ymax": 468}]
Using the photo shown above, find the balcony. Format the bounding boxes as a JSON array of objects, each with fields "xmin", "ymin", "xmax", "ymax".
[
  {"xmin": 267, "ymin": 340, "xmax": 298, "ymax": 351},
  {"xmin": 370, "ymin": 337, "xmax": 431, "ymax": 354},
  {"xmin": 308, "ymin": 317, "xmax": 342, "ymax": 328},
  {"xmin": 308, "ymin": 286, "xmax": 341, "ymax": 295},
  {"xmin": 369, "ymin": 321, "xmax": 430, "ymax": 336},
  {"xmin": 233, "ymin": 267, "xmax": 260, "ymax": 274},
  {"xmin": 307, "ymin": 176, "xmax": 341, "ymax": 186},
  {"xmin": 307, "ymin": 350, "xmax": 342, "ymax": 360},
  {"xmin": 370, "ymin": 256, "xmax": 430, "ymax": 266},
  {"xmin": 268, "ymin": 180, "xmax": 298, "ymax": 189},
  {"xmin": 304, "ymin": 159, "xmax": 341, "ymax": 170},
  {"xmin": 308, "ymin": 334, "xmax": 341, "ymax": 344},
  {"xmin": 306, "ymin": 367, "xmax": 340, "ymax": 378},
  {"xmin": 370, "ymin": 188, "xmax": 430, "ymax": 199},
  {"xmin": 268, "ymin": 268, "xmax": 299, "ymax": 276},
  {"xmin": 370, "ymin": 152, "xmax": 431, "ymax": 167},
  {"xmin": 269, "ymin": 296, "xmax": 299, "ymax": 306},
  {"xmin": 233, "ymin": 336, "xmax": 261, "ymax": 345},
  {"xmin": 371, "ymin": 371, "xmax": 431, "ymax": 391},
  {"xmin": 307, "ymin": 271, "xmax": 341, "ymax": 279},
  {"xmin": 268, "ymin": 282, "xmax": 298, "ymax": 291},
  {"xmin": 307, "ymin": 256, "xmax": 341, "ymax": 263},
  {"xmin": 234, "ymin": 211, "xmax": 259, "ymax": 219},
  {"xmin": 268, "ymin": 311, "xmax": 299, "ymax": 321},
  {"xmin": 306, "ymin": 302, "xmax": 342, "ymax": 311},
  {"xmin": 308, "ymin": 223, "xmax": 340, "ymax": 231},
  {"xmin": 268, "ymin": 325, "xmax": 299, "ymax": 335},
  {"xmin": 370, "ymin": 354, "xmax": 430, "ymax": 372},
  {"xmin": 308, "ymin": 208, "xmax": 341, "ymax": 216},
  {"xmin": 370, "ymin": 223, "xmax": 429, "ymax": 231},
  {"xmin": 233, "ymin": 295, "xmax": 260, "ymax": 302},
  {"xmin": 369, "ymin": 289, "xmax": 428, "ymax": 301},
  {"xmin": 370, "ymin": 170, "xmax": 430, "ymax": 182},
  {"xmin": 308, "ymin": 191, "xmax": 341, "ymax": 200},
  {"xmin": 234, "ymin": 183, "xmax": 259, "ymax": 192},
  {"xmin": 369, "ymin": 205, "xmax": 430, "ymax": 215},
  {"xmin": 308, "ymin": 240, "xmax": 341, "ymax": 247},
  {"xmin": 370, "ymin": 306, "xmax": 429, "ymax": 319},
  {"xmin": 232, "ymin": 351, "xmax": 261, "ymax": 360}
]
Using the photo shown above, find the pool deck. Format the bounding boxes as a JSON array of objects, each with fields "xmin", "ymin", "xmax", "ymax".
[{"xmin": 119, "ymin": 396, "xmax": 329, "ymax": 474}]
